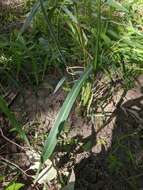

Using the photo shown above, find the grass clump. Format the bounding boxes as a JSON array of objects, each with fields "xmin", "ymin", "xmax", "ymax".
[{"xmin": 0, "ymin": 0, "xmax": 143, "ymax": 189}]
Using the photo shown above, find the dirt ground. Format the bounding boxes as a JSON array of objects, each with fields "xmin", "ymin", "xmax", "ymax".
[
  {"xmin": 0, "ymin": 0, "xmax": 23, "ymax": 8},
  {"xmin": 0, "ymin": 74, "xmax": 143, "ymax": 190}
]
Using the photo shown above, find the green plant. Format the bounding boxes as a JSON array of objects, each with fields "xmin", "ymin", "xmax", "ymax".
[
  {"xmin": 12, "ymin": 0, "xmax": 142, "ymax": 173},
  {"xmin": 108, "ymin": 154, "xmax": 123, "ymax": 174},
  {"xmin": 0, "ymin": 0, "xmax": 142, "ymax": 182},
  {"xmin": 40, "ymin": 64, "xmax": 92, "ymax": 164},
  {"xmin": 5, "ymin": 182, "xmax": 24, "ymax": 190},
  {"xmin": 0, "ymin": 96, "xmax": 29, "ymax": 145}
]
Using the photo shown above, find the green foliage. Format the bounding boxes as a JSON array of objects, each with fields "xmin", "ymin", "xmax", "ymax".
[
  {"xmin": 93, "ymin": 0, "xmax": 101, "ymax": 72},
  {"xmin": 20, "ymin": 0, "xmax": 41, "ymax": 34},
  {"xmin": 5, "ymin": 182, "xmax": 24, "ymax": 190},
  {"xmin": 106, "ymin": 0, "xmax": 128, "ymax": 12},
  {"xmin": 81, "ymin": 81, "xmax": 92, "ymax": 107},
  {"xmin": 0, "ymin": 96, "xmax": 29, "ymax": 145},
  {"xmin": 40, "ymin": 65, "xmax": 92, "ymax": 164},
  {"xmin": 53, "ymin": 76, "xmax": 66, "ymax": 94},
  {"xmin": 108, "ymin": 154, "xmax": 123, "ymax": 174},
  {"xmin": 0, "ymin": 0, "xmax": 142, "ymax": 180},
  {"xmin": 1, "ymin": 0, "xmax": 142, "ymax": 87},
  {"xmin": 37, "ymin": 0, "xmax": 143, "ymax": 170}
]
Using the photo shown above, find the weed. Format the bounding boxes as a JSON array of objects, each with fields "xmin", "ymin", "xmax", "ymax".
[{"xmin": 0, "ymin": 0, "xmax": 143, "ymax": 188}]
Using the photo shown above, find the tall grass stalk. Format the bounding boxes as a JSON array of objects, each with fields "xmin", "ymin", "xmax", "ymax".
[
  {"xmin": 39, "ymin": 0, "xmax": 66, "ymax": 66},
  {"xmin": 93, "ymin": 0, "xmax": 101, "ymax": 72}
]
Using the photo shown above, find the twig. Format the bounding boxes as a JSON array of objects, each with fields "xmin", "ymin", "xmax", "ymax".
[
  {"xmin": 0, "ymin": 128, "xmax": 27, "ymax": 151},
  {"xmin": 127, "ymin": 173, "xmax": 143, "ymax": 180},
  {"xmin": 66, "ymin": 66, "xmax": 84, "ymax": 76},
  {"xmin": 0, "ymin": 155, "xmax": 32, "ymax": 178}
]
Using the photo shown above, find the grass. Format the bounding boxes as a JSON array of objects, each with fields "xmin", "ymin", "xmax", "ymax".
[
  {"xmin": 0, "ymin": 96, "xmax": 29, "ymax": 144},
  {"xmin": 0, "ymin": 0, "xmax": 143, "ymax": 189}
]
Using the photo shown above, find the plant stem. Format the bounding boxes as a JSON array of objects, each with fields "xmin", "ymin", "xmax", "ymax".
[{"xmin": 93, "ymin": 0, "xmax": 101, "ymax": 73}]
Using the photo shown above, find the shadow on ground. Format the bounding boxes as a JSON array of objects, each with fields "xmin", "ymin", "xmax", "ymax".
[{"xmin": 74, "ymin": 90, "xmax": 143, "ymax": 189}]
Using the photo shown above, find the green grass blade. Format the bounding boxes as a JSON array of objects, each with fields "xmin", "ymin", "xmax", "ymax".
[
  {"xmin": 39, "ymin": 0, "xmax": 66, "ymax": 66},
  {"xmin": 53, "ymin": 76, "xmax": 66, "ymax": 94},
  {"xmin": 62, "ymin": 6, "xmax": 78, "ymax": 24},
  {"xmin": 93, "ymin": 0, "xmax": 101, "ymax": 72},
  {"xmin": 106, "ymin": 0, "xmax": 128, "ymax": 12},
  {"xmin": 41, "ymin": 65, "xmax": 92, "ymax": 163},
  {"xmin": 0, "ymin": 96, "xmax": 29, "ymax": 145},
  {"xmin": 20, "ymin": 1, "xmax": 41, "ymax": 35}
]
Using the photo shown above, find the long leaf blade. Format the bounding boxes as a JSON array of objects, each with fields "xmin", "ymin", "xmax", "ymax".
[
  {"xmin": 20, "ymin": 1, "xmax": 40, "ymax": 34},
  {"xmin": 53, "ymin": 76, "xmax": 66, "ymax": 94},
  {"xmin": 106, "ymin": 0, "xmax": 128, "ymax": 12},
  {"xmin": 41, "ymin": 65, "xmax": 92, "ymax": 163}
]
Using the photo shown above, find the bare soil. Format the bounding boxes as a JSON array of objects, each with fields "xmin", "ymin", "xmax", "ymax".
[{"xmin": 0, "ymin": 75, "xmax": 143, "ymax": 190}]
